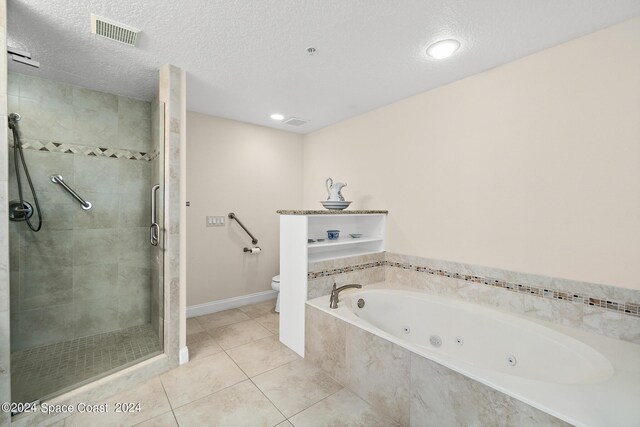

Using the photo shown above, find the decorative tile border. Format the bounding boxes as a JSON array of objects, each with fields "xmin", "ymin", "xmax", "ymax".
[
  {"xmin": 307, "ymin": 257, "xmax": 639, "ymax": 318},
  {"xmin": 385, "ymin": 261, "xmax": 640, "ymax": 317},
  {"xmin": 308, "ymin": 261, "xmax": 385, "ymax": 279},
  {"xmin": 9, "ymin": 138, "xmax": 155, "ymax": 161},
  {"xmin": 148, "ymin": 149, "xmax": 160, "ymax": 161}
]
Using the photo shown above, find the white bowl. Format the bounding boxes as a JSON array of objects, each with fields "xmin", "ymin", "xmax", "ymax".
[{"xmin": 321, "ymin": 201, "xmax": 352, "ymax": 210}]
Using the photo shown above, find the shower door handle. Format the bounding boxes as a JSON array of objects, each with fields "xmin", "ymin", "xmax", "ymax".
[
  {"xmin": 150, "ymin": 184, "xmax": 160, "ymax": 246},
  {"xmin": 150, "ymin": 223, "xmax": 159, "ymax": 246}
]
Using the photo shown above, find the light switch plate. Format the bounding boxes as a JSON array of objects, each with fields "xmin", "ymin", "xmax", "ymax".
[{"xmin": 206, "ymin": 216, "xmax": 225, "ymax": 227}]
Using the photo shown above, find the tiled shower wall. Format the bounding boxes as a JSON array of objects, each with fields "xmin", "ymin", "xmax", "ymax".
[
  {"xmin": 1, "ymin": 1, "xmax": 11, "ymax": 424},
  {"xmin": 8, "ymin": 72, "xmax": 154, "ymax": 351}
]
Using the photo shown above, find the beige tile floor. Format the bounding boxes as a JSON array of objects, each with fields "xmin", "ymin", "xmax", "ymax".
[{"xmin": 61, "ymin": 299, "xmax": 398, "ymax": 427}]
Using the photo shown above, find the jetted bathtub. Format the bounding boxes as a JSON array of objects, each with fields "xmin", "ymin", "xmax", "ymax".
[{"xmin": 306, "ymin": 283, "xmax": 640, "ymax": 427}]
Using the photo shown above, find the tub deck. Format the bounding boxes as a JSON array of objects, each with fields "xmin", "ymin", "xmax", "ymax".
[{"xmin": 306, "ymin": 282, "xmax": 640, "ymax": 427}]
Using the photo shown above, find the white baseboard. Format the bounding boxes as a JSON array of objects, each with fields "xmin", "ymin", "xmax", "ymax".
[
  {"xmin": 186, "ymin": 290, "xmax": 277, "ymax": 318},
  {"xmin": 179, "ymin": 346, "xmax": 189, "ymax": 365}
]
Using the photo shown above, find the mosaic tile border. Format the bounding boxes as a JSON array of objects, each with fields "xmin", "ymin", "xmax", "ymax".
[
  {"xmin": 308, "ymin": 261, "xmax": 385, "ymax": 279},
  {"xmin": 308, "ymin": 259, "xmax": 639, "ymax": 318},
  {"xmin": 9, "ymin": 138, "xmax": 155, "ymax": 161},
  {"xmin": 148, "ymin": 149, "xmax": 160, "ymax": 161}
]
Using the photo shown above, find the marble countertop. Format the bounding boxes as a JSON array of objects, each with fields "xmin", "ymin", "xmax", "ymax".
[{"xmin": 277, "ymin": 209, "xmax": 388, "ymax": 215}]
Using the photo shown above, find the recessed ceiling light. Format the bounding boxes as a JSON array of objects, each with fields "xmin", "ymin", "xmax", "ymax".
[
  {"xmin": 270, "ymin": 113, "xmax": 285, "ymax": 121},
  {"xmin": 426, "ymin": 39, "xmax": 461, "ymax": 59}
]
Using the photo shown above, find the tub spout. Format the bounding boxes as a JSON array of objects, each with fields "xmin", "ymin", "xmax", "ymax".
[{"xmin": 330, "ymin": 283, "xmax": 362, "ymax": 309}]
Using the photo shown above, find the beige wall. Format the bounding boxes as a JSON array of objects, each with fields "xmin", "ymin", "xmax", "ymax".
[
  {"xmin": 186, "ymin": 113, "xmax": 303, "ymax": 306},
  {"xmin": 303, "ymin": 17, "xmax": 640, "ymax": 290}
]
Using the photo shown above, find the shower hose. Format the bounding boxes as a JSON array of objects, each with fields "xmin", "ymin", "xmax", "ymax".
[{"xmin": 9, "ymin": 114, "xmax": 42, "ymax": 232}]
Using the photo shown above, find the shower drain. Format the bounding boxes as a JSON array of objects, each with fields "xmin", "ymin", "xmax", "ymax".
[
  {"xmin": 402, "ymin": 326, "xmax": 411, "ymax": 334},
  {"xmin": 506, "ymin": 355, "xmax": 517, "ymax": 366}
]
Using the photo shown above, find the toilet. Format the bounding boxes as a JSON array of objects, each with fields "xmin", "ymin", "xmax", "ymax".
[{"xmin": 271, "ymin": 275, "xmax": 281, "ymax": 313}]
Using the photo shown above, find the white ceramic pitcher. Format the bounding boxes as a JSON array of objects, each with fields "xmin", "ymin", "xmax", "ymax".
[{"xmin": 326, "ymin": 177, "xmax": 347, "ymax": 201}]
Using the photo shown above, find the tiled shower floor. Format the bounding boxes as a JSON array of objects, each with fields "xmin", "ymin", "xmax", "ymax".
[{"xmin": 11, "ymin": 323, "xmax": 162, "ymax": 403}]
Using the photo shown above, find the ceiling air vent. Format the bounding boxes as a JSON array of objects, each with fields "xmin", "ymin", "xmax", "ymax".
[
  {"xmin": 283, "ymin": 117, "xmax": 308, "ymax": 126},
  {"xmin": 91, "ymin": 14, "xmax": 140, "ymax": 46}
]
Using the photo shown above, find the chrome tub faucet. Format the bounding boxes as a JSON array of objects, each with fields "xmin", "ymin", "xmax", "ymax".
[{"xmin": 330, "ymin": 283, "xmax": 362, "ymax": 309}]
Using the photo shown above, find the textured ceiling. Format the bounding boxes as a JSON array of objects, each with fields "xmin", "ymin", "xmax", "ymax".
[{"xmin": 7, "ymin": 1, "xmax": 640, "ymax": 133}]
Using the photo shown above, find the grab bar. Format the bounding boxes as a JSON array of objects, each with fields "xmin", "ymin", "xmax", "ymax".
[
  {"xmin": 228, "ymin": 212, "xmax": 258, "ymax": 245},
  {"xmin": 50, "ymin": 175, "xmax": 92, "ymax": 210},
  {"xmin": 150, "ymin": 184, "xmax": 160, "ymax": 246}
]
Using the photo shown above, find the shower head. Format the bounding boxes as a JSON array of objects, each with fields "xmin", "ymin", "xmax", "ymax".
[
  {"xmin": 7, "ymin": 47, "xmax": 40, "ymax": 68},
  {"xmin": 11, "ymin": 55, "xmax": 40, "ymax": 68}
]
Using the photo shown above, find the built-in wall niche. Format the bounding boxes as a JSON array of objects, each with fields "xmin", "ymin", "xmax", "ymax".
[
  {"xmin": 279, "ymin": 211, "xmax": 387, "ymax": 356},
  {"xmin": 307, "ymin": 214, "xmax": 386, "ymax": 263}
]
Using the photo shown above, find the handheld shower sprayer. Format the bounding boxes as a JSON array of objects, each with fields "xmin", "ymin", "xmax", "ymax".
[
  {"xmin": 8, "ymin": 112, "xmax": 21, "ymax": 127},
  {"xmin": 8, "ymin": 112, "xmax": 43, "ymax": 231}
]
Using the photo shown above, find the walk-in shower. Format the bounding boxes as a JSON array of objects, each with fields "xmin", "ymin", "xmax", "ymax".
[{"xmin": 7, "ymin": 72, "xmax": 165, "ymax": 407}]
